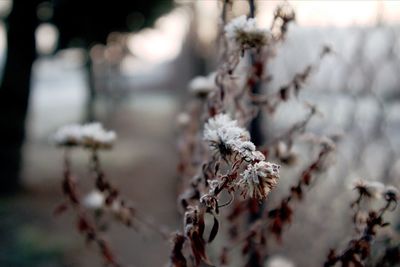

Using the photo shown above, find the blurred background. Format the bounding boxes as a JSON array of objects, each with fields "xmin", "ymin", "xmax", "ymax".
[{"xmin": 0, "ymin": 0, "xmax": 400, "ymax": 266}]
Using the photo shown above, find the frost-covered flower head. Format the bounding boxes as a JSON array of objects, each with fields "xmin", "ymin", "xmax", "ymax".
[
  {"xmin": 204, "ymin": 114, "xmax": 252, "ymax": 160},
  {"xmin": 352, "ymin": 179, "xmax": 384, "ymax": 199},
  {"xmin": 266, "ymin": 256, "xmax": 295, "ymax": 267},
  {"xmin": 80, "ymin": 122, "xmax": 116, "ymax": 149},
  {"xmin": 238, "ymin": 161, "xmax": 280, "ymax": 200},
  {"xmin": 54, "ymin": 122, "xmax": 116, "ymax": 150},
  {"xmin": 54, "ymin": 124, "xmax": 83, "ymax": 147},
  {"xmin": 225, "ymin": 15, "xmax": 270, "ymax": 50},
  {"xmin": 203, "ymin": 113, "xmax": 266, "ymax": 162},
  {"xmin": 188, "ymin": 72, "xmax": 216, "ymax": 98},
  {"xmin": 83, "ymin": 190, "xmax": 105, "ymax": 210}
]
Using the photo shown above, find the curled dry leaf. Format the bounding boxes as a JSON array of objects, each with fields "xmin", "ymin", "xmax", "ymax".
[
  {"xmin": 170, "ymin": 233, "xmax": 187, "ymax": 267},
  {"xmin": 184, "ymin": 206, "xmax": 211, "ymax": 266},
  {"xmin": 208, "ymin": 215, "xmax": 219, "ymax": 243}
]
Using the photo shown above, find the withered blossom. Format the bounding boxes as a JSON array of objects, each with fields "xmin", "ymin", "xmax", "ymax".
[
  {"xmin": 352, "ymin": 179, "xmax": 384, "ymax": 199},
  {"xmin": 203, "ymin": 113, "xmax": 266, "ymax": 163},
  {"xmin": 53, "ymin": 124, "xmax": 83, "ymax": 147},
  {"xmin": 188, "ymin": 72, "xmax": 216, "ymax": 98},
  {"xmin": 54, "ymin": 122, "xmax": 116, "ymax": 149},
  {"xmin": 81, "ymin": 122, "xmax": 116, "ymax": 149},
  {"xmin": 203, "ymin": 113, "xmax": 251, "ymax": 159},
  {"xmin": 238, "ymin": 161, "xmax": 280, "ymax": 200},
  {"xmin": 225, "ymin": 15, "xmax": 270, "ymax": 50}
]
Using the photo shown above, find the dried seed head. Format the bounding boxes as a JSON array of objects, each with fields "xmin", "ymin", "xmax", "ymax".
[
  {"xmin": 204, "ymin": 114, "xmax": 249, "ymax": 158},
  {"xmin": 203, "ymin": 113, "xmax": 265, "ymax": 162},
  {"xmin": 352, "ymin": 179, "xmax": 384, "ymax": 199},
  {"xmin": 238, "ymin": 161, "xmax": 280, "ymax": 200},
  {"xmin": 225, "ymin": 15, "xmax": 270, "ymax": 50}
]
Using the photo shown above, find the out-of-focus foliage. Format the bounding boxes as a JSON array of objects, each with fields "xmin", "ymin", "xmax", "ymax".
[{"xmin": 52, "ymin": 0, "xmax": 173, "ymax": 49}]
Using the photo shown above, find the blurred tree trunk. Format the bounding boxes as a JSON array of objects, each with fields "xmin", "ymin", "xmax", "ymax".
[
  {"xmin": 0, "ymin": 0, "xmax": 38, "ymax": 194},
  {"xmin": 85, "ymin": 56, "xmax": 96, "ymax": 122}
]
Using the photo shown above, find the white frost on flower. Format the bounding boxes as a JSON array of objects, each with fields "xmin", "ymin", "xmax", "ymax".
[
  {"xmin": 54, "ymin": 122, "xmax": 117, "ymax": 149},
  {"xmin": 251, "ymin": 150, "xmax": 266, "ymax": 161},
  {"xmin": 203, "ymin": 113, "xmax": 266, "ymax": 162},
  {"xmin": 225, "ymin": 15, "xmax": 270, "ymax": 50},
  {"xmin": 188, "ymin": 72, "xmax": 216, "ymax": 98},
  {"xmin": 53, "ymin": 124, "xmax": 82, "ymax": 147},
  {"xmin": 83, "ymin": 190, "xmax": 105, "ymax": 210},
  {"xmin": 204, "ymin": 113, "xmax": 239, "ymax": 132},
  {"xmin": 204, "ymin": 114, "xmax": 251, "ymax": 159},
  {"xmin": 235, "ymin": 140, "xmax": 256, "ymax": 161},
  {"xmin": 238, "ymin": 161, "xmax": 280, "ymax": 200},
  {"xmin": 80, "ymin": 122, "xmax": 116, "ymax": 149},
  {"xmin": 352, "ymin": 179, "xmax": 385, "ymax": 199},
  {"xmin": 266, "ymin": 256, "xmax": 295, "ymax": 267},
  {"xmin": 233, "ymin": 140, "xmax": 265, "ymax": 162}
]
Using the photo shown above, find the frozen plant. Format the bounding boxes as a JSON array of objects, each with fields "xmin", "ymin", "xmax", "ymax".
[
  {"xmin": 237, "ymin": 161, "xmax": 280, "ymax": 200},
  {"xmin": 80, "ymin": 122, "xmax": 116, "ymax": 149},
  {"xmin": 53, "ymin": 122, "xmax": 167, "ymax": 266},
  {"xmin": 53, "ymin": 122, "xmax": 116, "ymax": 149},
  {"xmin": 325, "ymin": 182, "xmax": 399, "ymax": 267},
  {"xmin": 203, "ymin": 113, "xmax": 254, "ymax": 160},
  {"xmin": 225, "ymin": 15, "xmax": 270, "ymax": 50},
  {"xmin": 170, "ymin": 1, "xmax": 339, "ymax": 266},
  {"xmin": 188, "ymin": 72, "xmax": 216, "ymax": 98},
  {"xmin": 53, "ymin": 124, "xmax": 83, "ymax": 147}
]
